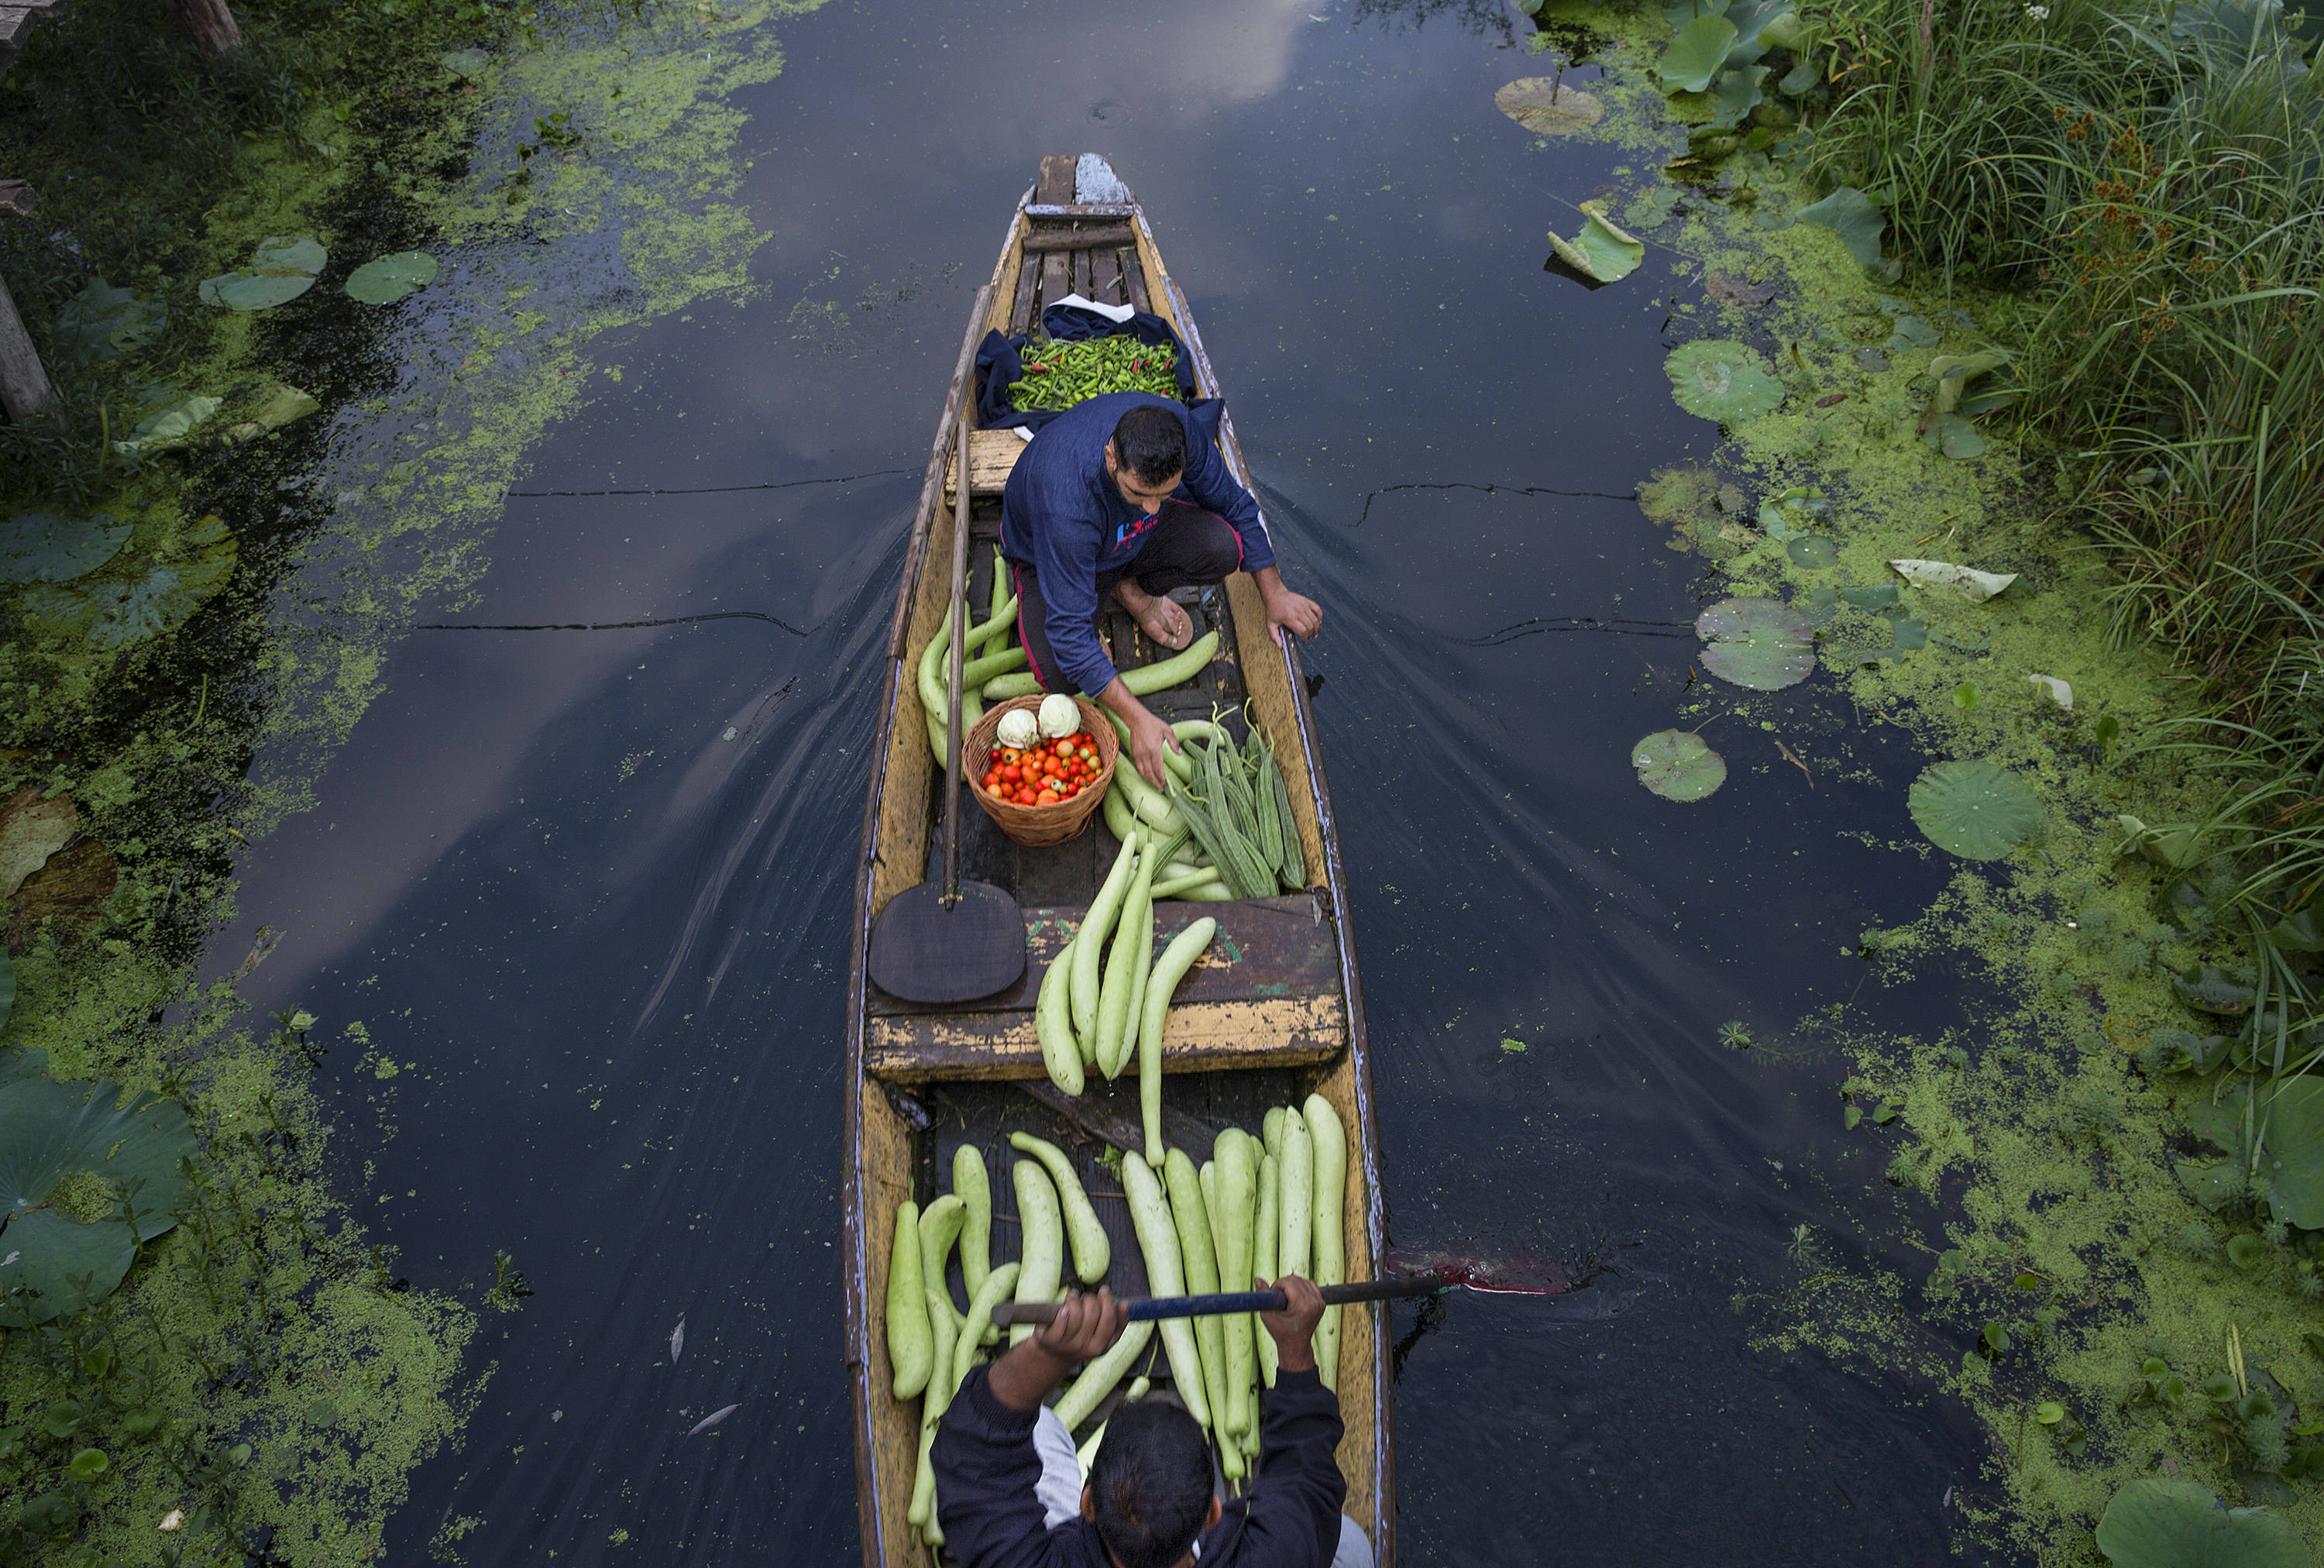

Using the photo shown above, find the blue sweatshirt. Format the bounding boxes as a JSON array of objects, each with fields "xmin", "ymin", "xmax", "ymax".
[{"xmin": 999, "ymin": 392, "xmax": 1271, "ymax": 697}]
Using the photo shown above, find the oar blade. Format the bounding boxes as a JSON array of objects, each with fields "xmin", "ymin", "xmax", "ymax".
[{"xmin": 868, "ymin": 879, "xmax": 1026, "ymax": 1003}]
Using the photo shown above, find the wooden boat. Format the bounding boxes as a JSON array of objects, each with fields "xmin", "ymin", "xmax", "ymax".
[{"xmin": 841, "ymin": 155, "xmax": 1391, "ymax": 1566}]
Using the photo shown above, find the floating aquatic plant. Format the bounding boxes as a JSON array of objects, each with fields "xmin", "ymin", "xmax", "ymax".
[
  {"xmin": 0, "ymin": 513, "xmax": 129, "ymax": 585},
  {"xmin": 1659, "ymin": 15, "xmax": 1740, "ymax": 91},
  {"xmin": 198, "ymin": 236, "xmax": 327, "ymax": 311},
  {"xmin": 1631, "ymin": 729, "xmax": 1728, "ymax": 800},
  {"xmin": 345, "ymin": 250, "xmax": 441, "ymax": 304},
  {"xmin": 1665, "ymin": 341, "xmax": 1784, "ymax": 423},
  {"xmin": 112, "ymin": 393, "xmax": 221, "ymax": 456},
  {"xmin": 1889, "ymin": 558, "xmax": 2016, "ymax": 601},
  {"xmin": 2095, "ymin": 1479, "xmax": 2309, "ymax": 1568},
  {"xmin": 1494, "ymin": 77, "xmax": 1605, "ymax": 136},
  {"xmin": 53, "ymin": 277, "xmax": 165, "ymax": 365},
  {"xmin": 1794, "ymin": 187, "xmax": 1885, "ymax": 266},
  {"xmin": 22, "ymin": 516, "xmax": 237, "ymax": 650},
  {"xmin": 1695, "ymin": 596, "xmax": 1815, "ymax": 690},
  {"xmin": 1546, "ymin": 202, "xmax": 1645, "ymax": 284},
  {"xmin": 0, "ymin": 1061, "xmax": 197, "ymax": 1325},
  {"xmin": 1908, "ymin": 760, "xmax": 2040, "ymax": 860}
]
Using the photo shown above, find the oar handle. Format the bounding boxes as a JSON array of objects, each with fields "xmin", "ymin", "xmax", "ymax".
[{"xmin": 988, "ymin": 1276, "xmax": 1442, "ymax": 1329}]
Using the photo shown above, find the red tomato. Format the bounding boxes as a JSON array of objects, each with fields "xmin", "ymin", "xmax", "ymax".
[
  {"xmin": 1054, "ymin": 739, "xmax": 1074, "ymax": 757},
  {"xmin": 1037, "ymin": 790, "xmax": 1059, "ymax": 806}
]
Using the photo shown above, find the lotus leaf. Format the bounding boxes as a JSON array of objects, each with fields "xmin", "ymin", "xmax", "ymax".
[
  {"xmin": 1665, "ymin": 341, "xmax": 1784, "ymax": 423},
  {"xmin": 0, "ymin": 1075, "xmax": 195, "ymax": 1325},
  {"xmin": 1886, "ymin": 611, "xmax": 1928, "ymax": 649},
  {"xmin": 0, "ymin": 513, "xmax": 129, "ymax": 584},
  {"xmin": 1889, "ymin": 558, "xmax": 2016, "ymax": 601},
  {"xmin": 112, "ymin": 394, "xmax": 221, "ymax": 456},
  {"xmin": 1660, "ymin": 15, "xmax": 1740, "ymax": 92},
  {"xmin": 1547, "ymin": 202, "xmax": 1645, "ymax": 284},
  {"xmin": 344, "ymin": 250, "xmax": 440, "ymax": 304},
  {"xmin": 1788, "ymin": 535, "xmax": 1838, "ymax": 568},
  {"xmin": 1756, "ymin": 486, "xmax": 1825, "ymax": 539},
  {"xmin": 1841, "ymin": 583, "xmax": 1899, "ymax": 610},
  {"xmin": 1886, "ymin": 315, "xmax": 1941, "ymax": 352},
  {"xmin": 1909, "ymin": 760, "xmax": 2040, "ymax": 860},
  {"xmin": 53, "ymin": 278, "xmax": 164, "ymax": 366},
  {"xmin": 2095, "ymin": 1480, "xmax": 2310, "ymax": 1568},
  {"xmin": 1854, "ymin": 347, "xmax": 1890, "ymax": 373},
  {"xmin": 1622, "ymin": 185, "xmax": 1682, "ymax": 230},
  {"xmin": 0, "ymin": 788, "xmax": 74, "ymax": 899},
  {"xmin": 439, "ymin": 47, "xmax": 489, "ymax": 77},
  {"xmin": 1707, "ymin": 64, "xmax": 1770, "ymax": 129},
  {"xmin": 1494, "ymin": 78, "xmax": 1606, "ymax": 136},
  {"xmin": 1929, "ymin": 349, "xmax": 2012, "ymax": 415},
  {"xmin": 1696, "ymin": 596, "xmax": 1815, "ymax": 690},
  {"xmin": 1795, "ymin": 187, "xmax": 1885, "ymax": 266},
  {"xmin": 1632, "ymin": 730, "xmax": 1728, "ymax": 802},
  {"xmin": 22, "ymin": 516, "xmax": 236, "ymax": 651},
  {"xmin": 1779, "ymin": 54, "xmax": 1820, "ymax": 92},
  {"xmin": 222, "ymin": 383, "xmax": 321, "ymax": 445},
  {"xmin": 199, "ymin": 236, "xmax": 326, "ymax": 312},
  {"xmin": 2255, "ymin": 1077, "xmax": 2324, "ymax": 1229},
  {"xmin": 1923, "ymin": 411, "xmax": 1986, "ymax": 459},
  {"xmin": 1758, "ymin": 7, "xmax": 1810, "ymax": 48},
  {"xmin": 1798, "ymin": 585, "xmax": 1839, "ymax": 624},
  {"xmin": 2028, "ymin": 673, "xmax": 2072, "ymax": 710},
  {"xmin": 1722, "ymin": 0, "xmax": 1795, "ymax": 61}
]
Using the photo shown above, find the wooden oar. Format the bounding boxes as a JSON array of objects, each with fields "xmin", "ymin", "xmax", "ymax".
[
  {"xmin": 868, "ymin": 407, "xmax": 1027, "ymax": 1003},
  {"xmin": 989, "ymin": 1277, "xmax": 1447, "ymax": 1330}
]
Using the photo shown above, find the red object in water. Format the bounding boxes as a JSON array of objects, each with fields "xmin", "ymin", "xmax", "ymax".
[{"xmin": 1383, "ymin": 1246, "xmax": 1573, "ymax": 1297}]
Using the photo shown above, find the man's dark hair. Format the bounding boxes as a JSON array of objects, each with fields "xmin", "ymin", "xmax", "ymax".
[
  {"xmin": 1087, "ymin": 1398, "xmax": 1214, "ymax": 1568},
  {"xmin": 1112, "ymin": 404, "xmax": 1187, "ymax": 489}
]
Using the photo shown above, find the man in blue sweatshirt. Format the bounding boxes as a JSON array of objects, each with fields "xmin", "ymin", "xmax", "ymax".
[{"xmin": 1001, "ymin": 392, "xmax": 1324, "ymax": 790}]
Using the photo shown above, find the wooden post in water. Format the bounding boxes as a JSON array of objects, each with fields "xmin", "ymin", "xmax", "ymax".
[
  {"xmin": 0, "ymin": 180, "xmax": 58, "ymax": 432},
  {"xmin": 164, "ymin": 0, "xmax": 241, "ymax": 57}
]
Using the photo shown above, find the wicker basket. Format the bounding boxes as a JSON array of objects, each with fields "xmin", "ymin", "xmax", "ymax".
[{"xmin": 964, "ymin": 695, "xmax": 1117, "ymax": 848}]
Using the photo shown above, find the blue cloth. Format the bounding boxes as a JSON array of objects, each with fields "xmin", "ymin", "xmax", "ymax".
[
  {"xmin": 999, "ymin": 391, "xmax": 1271, "ymax": 697},
  {"xmin": 974, "ymin": 304, "xmax": 1199, "ymax": 432}
]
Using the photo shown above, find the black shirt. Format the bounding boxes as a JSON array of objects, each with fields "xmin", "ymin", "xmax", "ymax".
[{"xmin": 932, "ymin": 1364, "xmax": 1347, "ymax": 1568}]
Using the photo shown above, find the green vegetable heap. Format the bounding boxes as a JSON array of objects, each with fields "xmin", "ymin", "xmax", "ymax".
[{"xmin": 1006, "ymin": 335, "xmax": 1181, "ymax": 413}]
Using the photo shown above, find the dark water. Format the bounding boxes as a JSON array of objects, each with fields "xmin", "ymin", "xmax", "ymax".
[{"xmin": 219, "ymin": 0, "xmax": 1999, "ymax": 1560}]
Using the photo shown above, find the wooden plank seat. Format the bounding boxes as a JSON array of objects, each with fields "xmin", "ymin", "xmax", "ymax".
[
  {"xmin": 943, "ymin": 428, "xmax": 1030, "ymax": 500},
  {"xmin": 866, "ymin": 895, "xmax": 1346, "ymax": 1081}
]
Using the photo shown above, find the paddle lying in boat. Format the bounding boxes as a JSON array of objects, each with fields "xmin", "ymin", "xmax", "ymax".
[
  {"xmin": 990, "ymin": 1274, "xmax": 1482, "ymax": 1329},
  {"xmin": 865, "ymin": 404, "xmax": 1026, "ymax": 1004}
]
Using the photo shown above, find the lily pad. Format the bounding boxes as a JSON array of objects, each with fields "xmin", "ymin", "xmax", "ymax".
[
  {"xmin": 1788, "ymin": 535, "xmax": 1838, "ymax": 568},
  {"xmin": 2095, "ymin": 1480, "xmax": 2309, "ymax": 1568},
  {"xmin": 1886, "ymin": 315, "xmax": 1941, "ymax": 352},
  {"xmin": 1494, "ymin": 77, "xmax": 1607, "ymax": 136},
  {"xmin": 1704, "ymin": 273, "xmax": 1778, "ymax": 307},
  {"xmin": 0, "ymin": 1075, "xmax": 196, "ymax": 1324},
  {"xmin": 1853, "ymin": 347, "xmax": 1890, "ymax": 373},
  {"xmin": 0, "ymin": 786, "xmax": 74, "ymax": 899},
  {"xmin": 1666, "ymin": 340, "xmax": 1785, "ymax": 424},
  {"xmin": 222, "ymin": 383, "xmax": 321, "ymax": 444},
  {"xmin": 344, "ymin": 250, "xmax": 439, "ymax": 304},
  {"xmin": 439, "ymin": 47, "xmax": 490, "ymax": 77},
  {"xmin": 1796, "ymin": 187, "xmax": 1885, "ymax": 266},
  {"xmin": 2254, "ymin": 1076, "xmax": 2324, "ymax": 1230},
  {"xmin": 0, "ymin": 513, "xmax": 129, "ymax": 585},
  {"xmin": 22, "ymin": 516, "xmax": 237, "ymax": 651},
  {"xmin": 1841, "ymin": 583, "xmax": 1899, "ymax": 610},
  {"xmin": 112, "ymin": 394, "xmax": 221, "ymax": 456},
  {"xmin": 1758, "ymin": 486, "xmax": 1826, "ymax": 540},
  {"xmin": 1632, "ymin": 730, "xmax": 1727, "ymax": 802},
  {"xmin": 1909, "ymin": 760, "xmax": 2040, "ymax": 860},
  {"xmin": 1886, "ymin": 611, "xmax": 1928, "ymax": 649},
  {"xmin": 1547, "ymin": 202, "xmax": 1645, "ymax": 283},
  {"xmin": 198, "ymin": 236, "xmax": 326, "ymax": 312},
  {"xmin": 1929, "ymin": 349, "xmax": 2012, "ymax": 415},
  {"xmin": 1706, "ymin": 64, "xmax": 1770, "ymax": 129},
  {"xmin": 1923, "ymin": 411, "xmax": 1986, "ymax": 459},
  {"xmin": 1697, "ymin": 596, "xmax": 1816, "ymax": 690},
  {"xmin": 1622, "ymin": 185, "xmax": 1682, "ymax": 230},
  {"xmin": 1889, "ymin": 558, "xmax": 2016, "ymax": 601},
  {"xmin": 1660, "ymin": 15, "xmax": 1741, "ymax": 92},
  {"xmin": 53, "ymin": 278, "xmax": 165, "ymax": 366}
]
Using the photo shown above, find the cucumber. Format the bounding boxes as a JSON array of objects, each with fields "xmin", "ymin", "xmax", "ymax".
[
  {"xmin": 1150, "ymin": 868, "xmax": 1229, "ymax": 902},
  {"xmin": 1009, "ymin": 1132, "xmax": 1110, "ymax": 1283},
  {"xmin": 1010, "ymin": 1157, "xmax": 1065, "ymax": 1346},
  {"xmin": 1139, "ymin": 918, "xmax": 1216, "ymax": 1164},
  {"xmin": 1302, "ymin": 1095, "xmax": 1349, "ymax": 1392},
  {"xmin": 953, "ymin": 1261, "xmax": 1021, "ymax": 1391},
  {"xmin": 1278, "ymin": 1111, "xmax": 1312, "ymax": 1282},
  {"xmin": 908, "ymin": 1283, "xmax": 957, "ymax": 1532},
  {"xmin": 1111, "ymin": 750, "xmax": 1186, "ymax": 835},
  {"xmin": 961, "ymin": 643, "xmax": 1027, "ymax": 689},
  {"xmin": 1102, "ymin": 778, "xmax": 1141, "ymax": 842},
  {"xmin": 1212, "ymin": 1129, "xmax": 1257, "ymax": 1438},
  {"xmin": 989, "ymin": 545, "xmax": 1010, "ymax": 628},
  {"xmin": 1253, "ymin": 1150, "xmax": 1281, "ymax": 1389},
  {"xmin": 1263, "ymin": 1107, "xmax": 1286, "ymax": 1161},
  {"xmin": 1102, "ymin": 708, "xmax": 1197, "ymax": 785},
  {"xmin": 1051, "ymin": 1319, "xmax": 1157, "ymax": 1432},
  {"xmin": 1119, "ymin": 892, "xmax": 1152, "ymax": 1082},
  {"xmin": 1072, "ymin": 833, "xmax": 1140, "ymax": 1040},
  {"xmin": 984, "ymin": 629, "xmax": 1221, "ymax": 702},
  {"xmin": 1163, "ymin": 1148, "xmax": 1234, "ymax": 1467},
  {"xmin": 954, "ymin": 1144, "xmax": 992, "ymax": 1302},
  {"xmin": 919, "ymin": 1194, "xmax": 965, "ymax": 1337},
  {"xmin": 1097, "ymin": 842, "xmax": 1161, "ymax": 1078},
  {"xmin": 887, "ymin": 1198, "xmax": 931, "ymax": 1398},
  {"xmin": 1121, "ymin": 1151, "xmax": 1210, "ymax": 1431},
  {"xmin": 1033, "ymin": 944, "xmax": 1084, "ymax": 1095}
]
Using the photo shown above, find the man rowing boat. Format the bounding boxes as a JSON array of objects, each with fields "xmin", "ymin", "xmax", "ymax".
[
  {"xmin": 932, "ymin": 1277, "xmax": 1373, "ymax": 1567},
  {"xmin": 1002, "ymin": 392, "xmax": 1324, "ymax": 791}
]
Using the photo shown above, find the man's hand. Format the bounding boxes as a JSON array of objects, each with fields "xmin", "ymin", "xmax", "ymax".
[
  {"xmin": 1100, "ymin": 679, "xmax": 1181, "ymax": 793},
  {"xmin": 987, "ymin": 1288, "xmax": 1129, "ymax": 1412},
  {"xmin": 1254, "ymin": 566, "xmax": 1322, "ymax": 642},
  {"xmin": 1257, "ymin": 1274, "xmax": 1324, "ymax": 1375}
]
